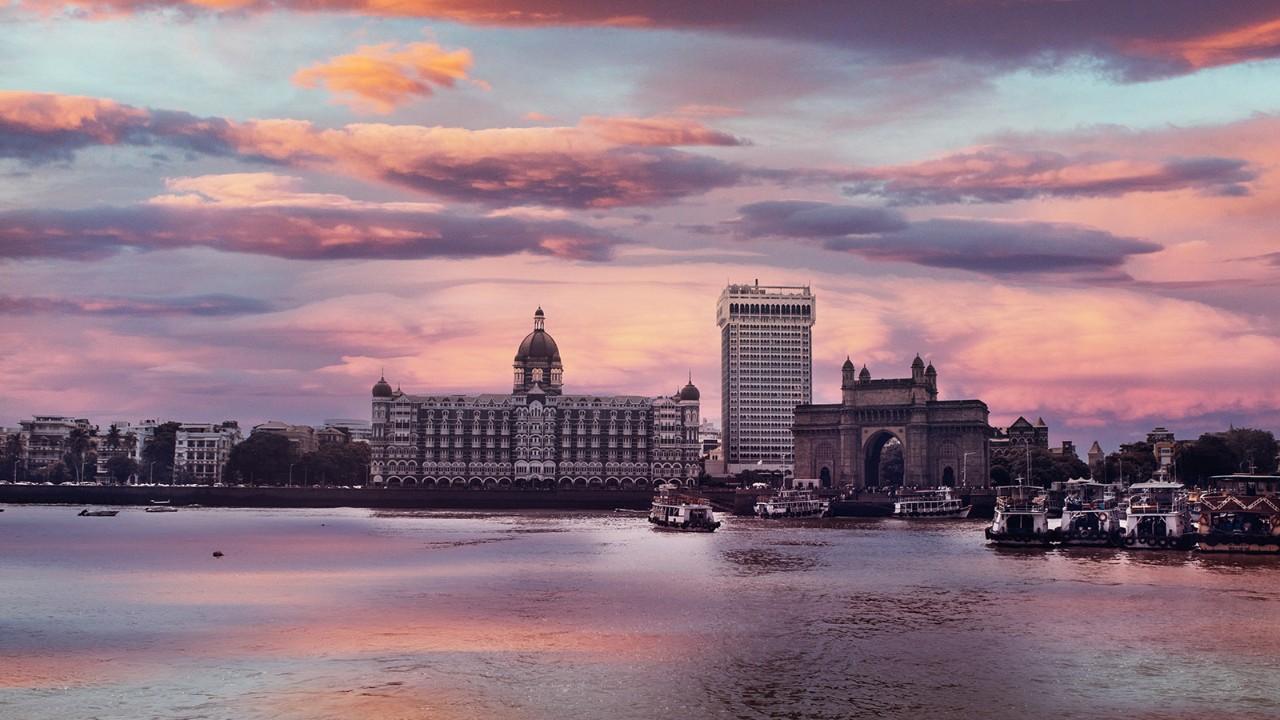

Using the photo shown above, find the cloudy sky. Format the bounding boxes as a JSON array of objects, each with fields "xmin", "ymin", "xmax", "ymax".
[{"xmin": 3, "ymin": 1, "xmax": 1279, "ymax": 452}]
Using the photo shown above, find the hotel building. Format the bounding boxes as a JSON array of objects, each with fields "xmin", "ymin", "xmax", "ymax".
[
  {"xmin": 370, "ymin": 308, "xmax": 703, "ymax": 488},
  {"xmin": 716, "ymin": 281, "xmax": 815, "ymax": 476}
]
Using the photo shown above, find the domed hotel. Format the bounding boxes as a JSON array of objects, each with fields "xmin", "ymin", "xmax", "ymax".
[{"xmin": 370, "ymin": 308, "xmax": 703, "ymax": 489}]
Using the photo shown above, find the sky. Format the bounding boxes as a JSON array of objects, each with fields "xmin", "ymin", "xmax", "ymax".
[{"xmin": 2, "ymin": 1, "xmax": 1279, "ymax": 453}]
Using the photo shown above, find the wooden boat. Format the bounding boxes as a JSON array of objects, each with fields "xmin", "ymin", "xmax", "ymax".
[
  {"xmin": 985, "ymin": 485, "xmax": 1051, "ymax": 546},
  {"xmin": 78, "ymin": 509, "xmax": 119, "ymax": 516},
  {"xmin": 754, "ymin": 489, "xmax": 830, "ymax": 518},
  {"xmin": 1056, "ymin": 480, "xmax": 1122, "ymax": 546},
  {"xmin": 1192, "ymin": 493, "xmax": 1280, "ymax": 553},
  {"xmin": 1117, "ymin": 481, "xmax": 1193, "ymax": 550},
  {"xmin": 892, "ymin": 487, "xmax": 971, "ymax": 519},
  {"xmin": 649, "ymin": 484, "xmax": 720, "ymax": 532}
]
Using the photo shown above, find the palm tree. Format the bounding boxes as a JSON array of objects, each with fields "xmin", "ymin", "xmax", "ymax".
[{"xmin": 105, "ymin": 424, "xmax": 123, "ymax": 450}]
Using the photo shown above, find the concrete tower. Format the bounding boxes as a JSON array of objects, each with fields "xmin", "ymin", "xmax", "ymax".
[{"xmin": 716, "ymin": 281, "xmax": 815, "ymax": 476}]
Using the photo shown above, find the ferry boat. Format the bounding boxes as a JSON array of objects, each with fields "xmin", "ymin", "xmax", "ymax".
[
  {"xmin": 1192, "ymin": 493, "xmax": 1280, "ymax": 553},
  {"xmin": 1117, "ymin": 481, "xmax": 1193, "ymax": 550},
  {"xmin": 648, "ymin": 485, "xmax": 720, "ymax": 532},
  {"xmin": 892, "ymin": 487, "xmax": 971, "ymax": 518},
  {"xmin": 77, "ymin": 509, "xmax": 119, "ymax": 517},
  {"xmin": 1056, "ymin": 480, "xmax": 1121, "ymax": 546},
  {"xmin": 754, "ymin": 489, "xmax": 830, "ymax": 518},
  {"xmin": 984, "ymin": 485, "xmax": 1051, "ymax": 546}
]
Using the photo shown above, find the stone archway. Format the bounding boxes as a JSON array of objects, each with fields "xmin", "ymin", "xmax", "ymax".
[
  {"xmin": 863, "ymin": 431, "xmax": 900, "ymax": 489},
  {"xmin": 792, "ymin": 358, "xmax": 992, "ymax": 489}
]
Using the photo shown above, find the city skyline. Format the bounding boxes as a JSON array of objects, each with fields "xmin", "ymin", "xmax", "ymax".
[{"xmin": 3, "ymin": 3, "xmax": 1279, "ymax": 454}]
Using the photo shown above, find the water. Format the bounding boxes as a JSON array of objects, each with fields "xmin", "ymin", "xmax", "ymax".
[{"xmin": 2, "ymin": 505, "xmax": 1278, "ymax": 719}]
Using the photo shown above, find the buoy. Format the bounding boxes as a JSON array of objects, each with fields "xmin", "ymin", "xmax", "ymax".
[{"xmin": 212, "ymin": 550, "xmax": 224, "ymax": 558}]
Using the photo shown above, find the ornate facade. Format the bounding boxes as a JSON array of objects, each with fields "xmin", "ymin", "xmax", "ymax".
[
  {"xmin": 793, "ymin": 356, "xmax": 992, "ymax": 489},
  {"xmin": 370, "ymin": 308, "xmax": 703, "ymax": 488}
]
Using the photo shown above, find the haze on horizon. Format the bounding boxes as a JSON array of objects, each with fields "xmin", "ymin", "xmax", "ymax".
[{"xmin": 2, "ymin": 1, "xmax": 1279, "ymax": 452}]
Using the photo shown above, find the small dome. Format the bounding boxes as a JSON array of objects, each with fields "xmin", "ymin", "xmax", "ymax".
[
  {"xmin": 372, "ymin": 376, "xmax": 393, "ymax": 398},
  {"xmin": 912, "ymin": 354, "xmax": 925, "ymax": 369},
  {"xmin": 515, "ymin": 329, "xmax": 560, "ymax": 362},
  {"xmin": 859, "ymin": 365, "xmax": 871, "ymax": 380},
  {"xmin": 515, "ymin": 307, "xmax": 561, "ymax": 362},
  {"xmin": 678, "ymin": 379, "xmax": 700, "ymax": 401},
  {"xmin": 842, "ymin": 357, "xmax": 855, "ymax": 370},
  {"xmin": 925, "ymin": 362, "xmax": 936, "ymax": 376}
]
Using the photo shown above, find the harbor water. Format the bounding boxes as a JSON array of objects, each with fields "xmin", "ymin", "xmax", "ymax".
[{"xmin": 2, "ymin": 505, "xmax": 1278, "ymax": 719}]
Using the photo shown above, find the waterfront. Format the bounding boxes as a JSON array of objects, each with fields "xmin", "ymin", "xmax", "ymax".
[{"xmin": 2, "ymin": 506, "xmax": 1278, "ymax": 719}]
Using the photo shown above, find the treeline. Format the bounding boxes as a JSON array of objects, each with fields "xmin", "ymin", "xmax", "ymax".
[{"xmin": 991, "ymin": 427, "xmax": 1277, "ymax": 487}]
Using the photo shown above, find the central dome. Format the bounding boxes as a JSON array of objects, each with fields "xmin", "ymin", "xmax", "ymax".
[{"xmin": 514, "ymin": 307, "xmax": 561, "ymax": 362}]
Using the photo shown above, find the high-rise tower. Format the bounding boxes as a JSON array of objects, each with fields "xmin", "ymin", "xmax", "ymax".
[{"xmin": 716, "ymin": 281, "xmax": 815, "ymax": 476}]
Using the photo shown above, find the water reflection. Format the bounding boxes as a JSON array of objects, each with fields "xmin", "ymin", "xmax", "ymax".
[{"xmin": 2, "ymin": 505, "xmax": 1279, "ymax": 720}]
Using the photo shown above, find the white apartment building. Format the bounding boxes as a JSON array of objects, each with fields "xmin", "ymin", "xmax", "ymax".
[
  {"xmin": 716, "ymin": 281, "xmax": 815, "ymax": 476},
  {"xmin": 174, "ymin": 422, "xmax": 242, "ymax": 484}
]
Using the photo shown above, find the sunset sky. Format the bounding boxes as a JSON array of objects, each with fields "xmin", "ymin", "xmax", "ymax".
[{"xmin": 3, "ymin": 1, "xmax": 1279, "ymax": 452}]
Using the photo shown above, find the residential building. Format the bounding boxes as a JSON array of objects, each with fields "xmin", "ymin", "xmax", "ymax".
[
  {"xmin": 716, "ymin": 281, "xmax": 815, "ymax": 476},
  {"xmin": 174, "ymin": 422, "xmax": 242, "ymax": 484},
  {"xmin": 252, "ymin": 421, "xmax": 319, "ymax": 454},
  {"xmin": 17, "ymin": 415, "xmax": 97, "ymax": 478}
]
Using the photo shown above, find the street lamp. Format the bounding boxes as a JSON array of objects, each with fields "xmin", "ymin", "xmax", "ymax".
[
  {"xmin": 150, "ymin": 461, "xmax": 156, "ymax": 485},
  {"xmin": 288, "ymin": 462, "xmax": 295, "ymax": 487},
  {"xmin": 963, "ymin": 452, "xmax": 974, "ymax": 487}
]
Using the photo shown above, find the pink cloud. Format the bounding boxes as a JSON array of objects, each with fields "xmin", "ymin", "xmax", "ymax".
[
  {"xmin": 0, "ymin": 92, "xmax": 747, "ymax": 208},
  {"xmin": 842, "ymin": 147, "xmax": 1255, "ymax": 205},
  {"xmin": 0, "ymin": 173, "xmax": 623, "ymax": 261},
  {"xmin": 14, "ymin": 2, "xmax": 1280, "ymax": 79},
  {"xmin": 293, "ymin": 42, "xmax": 476, "ymax": 113}
]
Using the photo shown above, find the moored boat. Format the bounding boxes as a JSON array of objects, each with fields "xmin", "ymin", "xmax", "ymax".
[
  {"xmin": 754, "ymin": 489, "xmax": 830, "ymax": 518},
  {"xmin": 1192, "ymin": 493, "xmax": 1280, "ymax": 553},
  {"xmin": 1118, "ymin": 481, "xmax": 1192, "ymax": 550},
  {"xmin": 892, "ymin": 487, "xmax": 971, "ymax": 519},
  {"xmin": 1056, "ymin": 480, "xmax": 1121, "ymax": 546},
  {"xmin": 78, "ymin": 509, "xmax": 119, "ymax": 516},
  {"xmin": 649, "ymin": 485, "xmax": 720, "ymax": 532},
  {"xmin": 985, "ymin": 485, "xmax": 1051, "ymax": 546},
  {"xmin": 145, "ymin": 506, "xmax": 179, "ymax": 513}
]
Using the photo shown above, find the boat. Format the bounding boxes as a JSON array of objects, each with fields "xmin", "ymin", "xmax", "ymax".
[
  {"xmin": 145, "ymin": 505, "xmax": 179, "ymax": 513},
  {"xmin": 1192, "ymin": 493, "xmax": 1280, "ymax": 553},
  {"xmin": 892, "ymin": 487, "xmax": 971, "ymax": 518},
  {"xmin": 1117, "ymin": 481, "xmax": 1193, "ymax": 550},
  {"xmin": 1055, "ymin": 480, "xmax": 1122, "ymax": 546},
  {"xmin": 78, "ymin": 509, "xmax": 119, "ymax": 516},
  {"xmin": 754, "ymin": 489, "xmax": 830, "ymax": 518},
  {"xmin": 984, "ymin": 485, "xmax": 1051, "ymax": 546},
  {"xmin": 648, "ymin": 484, "xmax": 721, "ymax": 532}
]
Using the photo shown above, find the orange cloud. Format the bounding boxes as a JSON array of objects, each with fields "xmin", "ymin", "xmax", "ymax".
[
  {"xmin": 1126, "ymin": 18, "xmax": 1280, "ymax": 71},
  {"xmin": 293, "ymin": 42, "xmax": 475, "ymax": 113}
]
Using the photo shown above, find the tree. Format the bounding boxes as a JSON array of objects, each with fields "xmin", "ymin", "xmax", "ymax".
[
  {"xmin": 141, "ymin": 422, "xmax": 180, "ymax": 484},
  {"xmin": 224, "ymin": 432, "xmax": 295, "ymax": 486},
  {"xmin": 1223, "ymin": 428, "xmax": 1278, "ymax": 475},
  {"xmin": 63, "ymin": 426, "xmax": 98, "ymax": 483},
  {"xmin": 878, "ymin": 440, "xmax": 904, "ymax": 486},
  {"xmin": 1175, "ymin": 434, "xmax": 1236, "ymax": 485},
  {"xmin": 1103, "ymin": 442, "xmax": 1156, "ymax": 486},
  {"xmin": 299, "ymin": 442, "xmax": 372, "ymax": 486},
  {"xmin": 104, "ymin": 455, "xmax": 140, "ymax": 484},
  {"xmin": 1, "ymin": 433, "xmax": 25, "ymax": 482},
  {"xmin": 105, "ymin": 424, "xmax": 123, "ymax": 450}
]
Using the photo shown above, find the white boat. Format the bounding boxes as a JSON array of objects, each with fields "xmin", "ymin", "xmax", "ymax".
[
  {"xmin": 984, "ymin": 485, "xmax": 1051, "ymax": 546},
  {"xmin": 145, "ymin": 505, "xmax": 179, "ymax": 513},
  {"xmin": 1118, "ymin": 481, "xmax": 1192, "ymax": 550},
  {"xmin": 1192, "ymin": 493, "xmax": 1280, "ymax": 554},
  {"xmin": 648, "ymin": 485, "xmax": 720, "ymax": 532},
  {"xmin": 1056, "ymin": 480, "xmax": 1122, "ymax": 546},
  {"xmin": 754, "ymin": 489, "xmax": 830, "ymax": 518},
  {"xmin": 78, "ymin": 509, "xmax": 119, "ymax": 517},
  {"xmin": 892, "ymin": 488, "xmax": 971, "ymax": 518}
]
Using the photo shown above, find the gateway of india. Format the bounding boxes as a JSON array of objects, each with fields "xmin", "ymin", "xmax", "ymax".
[
  {"xmin": 370, "ymin": 308, "xmax": 703, "ymax": 488},
  {"xmin": 792, "ymin": 356, "xmax": 992, "ymax": 489}
]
